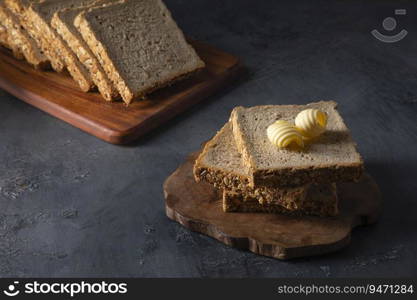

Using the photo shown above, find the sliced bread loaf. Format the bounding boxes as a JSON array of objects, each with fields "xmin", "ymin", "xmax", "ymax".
[
  {"xmin": 0, "ymin": 2, "xmax": 49, "ymax": 69},
  {"xmin": 51, "ymin": 0, "xmax": 120, "ymax": 100},
  {"xmin": 74, "ymin": 0, "xmax": 205, "ymax": 104},
  {"xmin": 223, "ymin": 183, "xmax": 338, "ymax": 217},
  {"xmin": 193, "ymin": 122, "xmax": 338, "ymax": 210},
  {"xmin": 231, "ymin": 101, "xmax": 364, "ymax": 187},
  {"xmin": 25, "ymin": 0, "xmax": 96, "ymax": 91}
]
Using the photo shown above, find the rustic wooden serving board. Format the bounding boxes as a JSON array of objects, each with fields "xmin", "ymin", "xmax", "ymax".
[
  {"xmin": 164, "ymin": 152, "xmax": 382, "ymax": 260},
  {"xmin": 0, "ymin": 41, "xmax": 241, "ymax": 144}
]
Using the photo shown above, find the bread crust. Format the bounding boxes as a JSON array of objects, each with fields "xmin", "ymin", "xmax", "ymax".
[{"xmin": 223, "ymin": 184, "xmax": 338, "ymax": 217}]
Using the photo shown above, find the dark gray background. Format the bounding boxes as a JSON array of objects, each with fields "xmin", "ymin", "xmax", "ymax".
[{"xmin": 0, "ymin": 0, "xmax": 416, "ymax": 277}]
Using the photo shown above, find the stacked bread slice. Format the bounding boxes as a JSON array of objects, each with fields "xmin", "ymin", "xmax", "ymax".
[
  {"xmin": 0, "ymin": 0, "xmax": 205, "ymax": 103},
  {"xmin": 194, "ymin": 101, "xmax": 364, "ymax": 217}
]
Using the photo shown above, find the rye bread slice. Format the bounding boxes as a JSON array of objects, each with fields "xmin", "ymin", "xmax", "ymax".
[
  {"xmin": 223, "ymin": 183, "xmax": 338, "ymax": 217},
  {"xmin": 25, "ymin": 0, "xmax": 96, "ymax": 91},
  {"xmin": 193, "ymin": 123, "xmax": 338, "ymax": 211},
  {"xmin": 51, "ymin": 0, "xmax": 120, "ymax": 101},
  {"xmin": 74, "ymin": 0, "xmax": 205, "ymax": 104},
  {"xmin": 0, "ymin": 2, "xmax": 49, "ymax": 69},
  {"xmin": 231, "ymin": 101, "xmax": 364, "ymax": 187}
]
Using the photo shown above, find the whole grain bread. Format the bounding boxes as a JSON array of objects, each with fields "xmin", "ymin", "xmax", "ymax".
[
  {"xmin": 51, "ymin": 0, "xmax": 120, "ymax": 101},
  {"xmin": 74, "ymin": 0, "xmax": 205, "ymax": 104},
  {"xmin": 193, "ymin": 122, "xmax": 338, "ymax": 211},
  {"xmin": 223, "ymin": 183, "xmax": 338, "ymax": 217},
  {"xmin": 25, "ymin": 0, "xmax": 96, "ymax": 91},
  {"xmin": 231, "ymin": 101, "xmax": 364, "ymax": 187},
  {"xmin": 4, "ymin": 0, "xmax": 30, "ymax": 15},
  {"xmin": 5, "ymin": 0, "xmax": 65, "ymax": 71},
  {"xmin": 0, "ymin": 20, "xmax": 9, "ymax": 47},
  {"xmin": 0, "ymin": 2, "xmax": 49, "ymax": 69},
  {"xmin": 0, "ymin": 1, "xmax": 24, "ymax": 59}
]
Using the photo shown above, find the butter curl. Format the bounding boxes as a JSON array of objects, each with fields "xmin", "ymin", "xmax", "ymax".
[
  {"xmin": 295, "ymin": 109, "xmax": 327, "ymax": 139},
  {"xmin": 267, "ymin": 120, "xmax": 304, "ymax": 149}
]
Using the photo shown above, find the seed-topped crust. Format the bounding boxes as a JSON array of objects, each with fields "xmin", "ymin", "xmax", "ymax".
[
  {"xmin": 223, "ymin": 184, "xmax": 338, "ymax": 217},
  {"xmin": 0, "ymin": 3, "xmax": 49, "ymax": 69}
]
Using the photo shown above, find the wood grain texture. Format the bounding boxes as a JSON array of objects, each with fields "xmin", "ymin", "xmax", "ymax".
[
  {"xmin": 164, "ymin": 152, "xmax": 382, "ymax": 260},
  {"xmin": 0, "ymin": 40, "xmax": 241, "ymax": 144}
]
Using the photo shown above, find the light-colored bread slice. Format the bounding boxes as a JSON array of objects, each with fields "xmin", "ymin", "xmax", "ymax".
[
  {"xmin": 223, "ymin": 184, "xmax": 339, "ymax": 217},
  {"xmin": 74, "ymin": 0, "xmax": 205, "ymax": 104},
  {"xmin": 24, "ymin": 0, "xmax": 96, "ymax": 91},
  {"xmin": 193, "ymin": 122, "xmax": 338, "ymax": 211},
  {"xmin": 0, "ymin": 3, "xmax": 49, "ymax": 69},
  {"xmin": 231, "ymin": 101, "xmax": 364, "ymax": 187},
  {"xmin": 51, "ymin": 0, "xmax": 120, "ymax": 100}
]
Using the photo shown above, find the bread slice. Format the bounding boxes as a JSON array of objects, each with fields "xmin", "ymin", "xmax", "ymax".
[
  {"xmin": 0, "ymin": 2, "xmax": 49, "ymax": 69},
  {"xmin": 5, "ymin": 0, "xmax": 65, "ymax": 71},
  {"xmin": 74, "ymin": 0, "xmax": 205, "ymax": 104},
  {"xmin": 0, "ymin": 19, "xmax": 9, "ymax": 47},
  {"xmin": 0, "ymin": 21, "xmax": 23, "ymax": 59},
  {"xmin": 51, "ymin": 0, "xmax": 120, "ymax": 101},
  {"xmin": 24, "ymin": 0, "xmax": 96, "ymax": 91},
  {"xmin": 4, "ymin": 0, "xmax": 29, "ymax": 15},
  {"xmin": 193, "ymin": 122, "xmax": 338, "ymax": 212},
  {"xmin": 0, "ymin": 1, "xmax": 24, "ymax": 59},
  {"xmin": 231, "ymin": 101, "xmax": 364, "ymax": 187},
  {"xmin": 223, "ymin": 184, "xmax": 338, "ymax": 217}
]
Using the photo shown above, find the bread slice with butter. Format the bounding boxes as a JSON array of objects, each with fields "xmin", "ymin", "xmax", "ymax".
[
  {"xmin": 51, "ymin": 0, "xmax": 121, "ymax": 101},
  {"xmin": 194, "ymin": 122, "xmax": 338, "ymax": 214},
  {"xmin": 230, "ymin": 101, "xmax": 364, "ymax": 188},
  {"xmin": 74, "ymin": 0, "xmax": 205, "ymax": 104}
]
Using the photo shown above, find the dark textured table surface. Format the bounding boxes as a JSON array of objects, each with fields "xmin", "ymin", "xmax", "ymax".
[{"xmin": 0, "ymin": 0, "xmax": 416, "ymax": 277}]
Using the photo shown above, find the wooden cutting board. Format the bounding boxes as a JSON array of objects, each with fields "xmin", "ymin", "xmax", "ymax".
[
  {"xmin": 0, "ymin": 40, "xmax": 242, "ymax": 144},
  {"xmin": 164, "ymin": 152, "xmax": 382, "ymax": 260}
]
